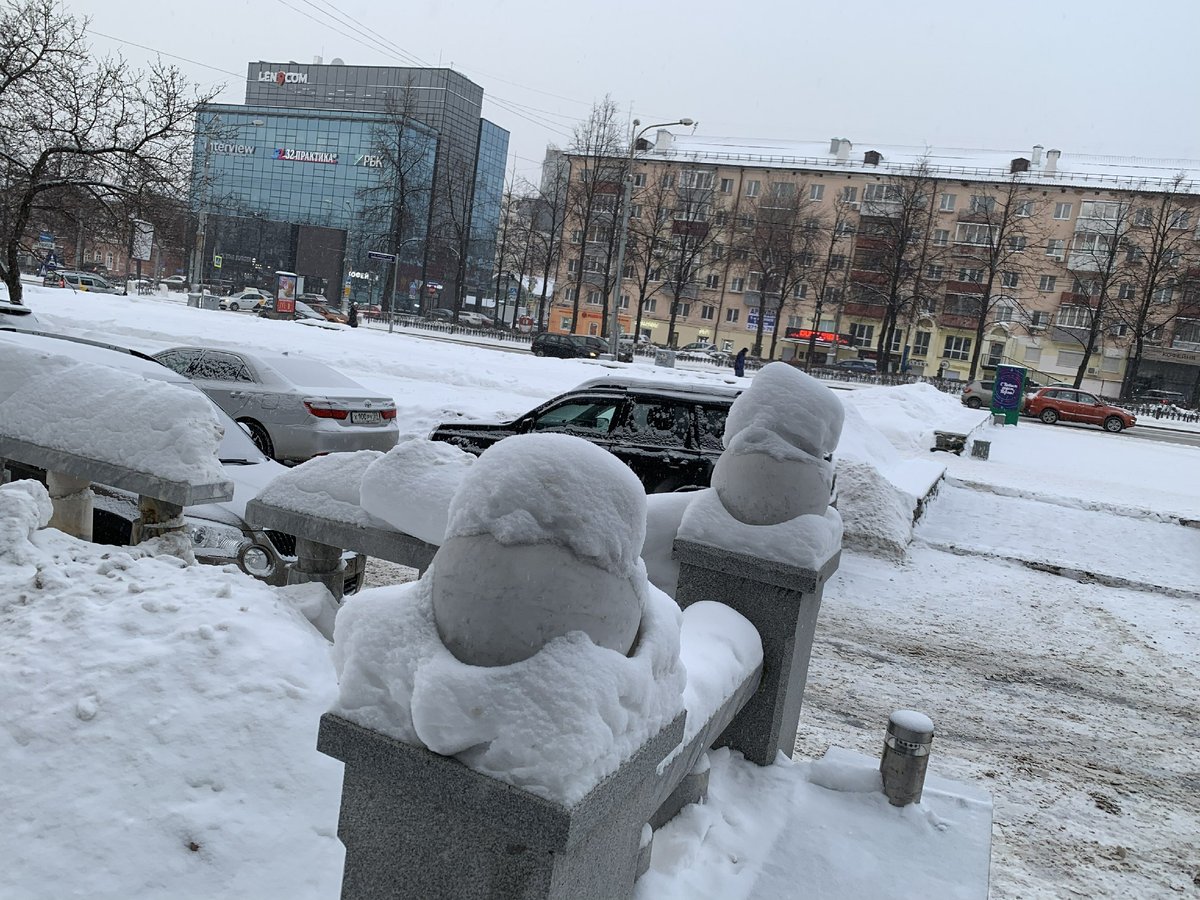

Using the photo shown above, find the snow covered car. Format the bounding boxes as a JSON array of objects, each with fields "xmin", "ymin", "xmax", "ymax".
[
  {"xmin": 430, "ymin": 376, "xmax": 743, "ymax": 493},
  {"xmin": 0, "ymin": 301, "xmax": 44, "ymax": 332},
  {"xmin": 153, "ymin": 347, "xmax": 399, "ymax": 464},
  {"xmin": 0, "ymin": 330, "xmax": 365, "ymax": 592}
]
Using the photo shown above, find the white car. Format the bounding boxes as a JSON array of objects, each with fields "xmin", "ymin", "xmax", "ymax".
[
  {"xmin": 153, "ymin": 346, "xmax": 400, "ymax": 464},
  {"xmin": 220, "ymin": 289, "xmax": 267, "ymax": 312},
  {"xmin": 0, "ymin": 301, "xmax": 44, "ymax": 332}
]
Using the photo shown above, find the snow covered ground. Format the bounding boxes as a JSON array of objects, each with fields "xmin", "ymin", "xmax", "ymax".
[{"xmin": 4, "ymin": 285, "xmax": 1199, "ymax": 897}]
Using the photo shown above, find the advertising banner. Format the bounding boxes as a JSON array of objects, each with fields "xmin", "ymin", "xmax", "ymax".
[
  {"xmin": 131, "ymin": 220, "xmax": 154, "ymax": 262},
  {"xmin": 991, "ymin": 364, "xmax": 1027, "ymax": 425},
  {"xmin": 275, "ymin": 271, "xmax": 297, "ymax": 314}
]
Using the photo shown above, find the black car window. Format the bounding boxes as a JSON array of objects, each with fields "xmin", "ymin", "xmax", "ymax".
[
  {"xmin": 696, "ymin": 405, "xmax": 729, "ymax": 451},
  {"xmin": 532, "ymin": 399, "xmax": 619, "ymax": 435},
  {"xmin": 621, "ymin": 401, "xmax": 693, "ymax": 447},
  {"xmin": 191, "ymin": 350, "xmax": 253, "ymax": 383}
]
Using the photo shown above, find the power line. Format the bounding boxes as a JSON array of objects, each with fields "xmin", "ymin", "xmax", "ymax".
[{"xmin": 89, "ymin": 30, "xmax": 244, "ymax": 80}]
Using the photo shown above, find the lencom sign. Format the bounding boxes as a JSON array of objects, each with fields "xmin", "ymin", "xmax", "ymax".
[{"xmin": 259, "ymin": 70, "xmax": 309, "ymax": 85}]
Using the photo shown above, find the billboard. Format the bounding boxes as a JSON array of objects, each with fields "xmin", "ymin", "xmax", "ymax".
[
  {"xmin": 275, "ymin": 271, "xmax": 297, "ymax": 314},
  {"xmin": 131, "ymin": 220, "xmax": 154, "ymax": 262}
]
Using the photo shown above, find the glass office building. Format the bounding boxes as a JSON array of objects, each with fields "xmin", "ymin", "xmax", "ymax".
[
  {"xmin": 241, "ymin": 62, "xmax": 511, "ymax": 303},
  {"xmin": 191, "ymin": 103, "xmax": 435, "ymax": 305}
]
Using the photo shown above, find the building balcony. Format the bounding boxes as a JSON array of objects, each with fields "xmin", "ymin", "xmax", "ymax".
[
  {"xmin": 852, "ymin": 235, "xmax": 890, "ymax": 251},
  {"xmin": 742, "ymin": 290, "xmax": 781, "ymax": 308},
  {"xmin": 1066, "ymin": 253, "xmax": 1101, "ymax": 272},
  {"xmin": 938, "ymin": 313, "xmax": 977, "ymax": 331},
  {"xmin": 950, "ymin": 243, "xmax": 988, "ymax": 259},
  {"xmin": 859, "ymin": 200, "xmax": 900, "ymax": 217},
  {"xmin": 848, "ymin": 268, "xmax": 887, "ymax": 285},
  {"xmin": 842, "ymin": 300, "xmax": 888, "ymax": 319},
  {"xmin": 1058, "ymin": 292, "xmax": 1094, "ymax": 306},
  {"xmin": 944, "ymin": 280, "xmax": 985, "ymax": 294}
]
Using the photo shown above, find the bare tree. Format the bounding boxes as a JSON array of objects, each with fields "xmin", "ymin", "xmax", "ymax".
[
  {"xmin": 949, "ymin": 177, "xmax": 1049, "ymax": 381},
  {"xmin": 432, "ymin": 147, "xmax": 478, "ymax": 315},
  {"xmin": 735, "ymin": 181, "xmax": 817, "ymax": 358},
  {"xmin": 803, "ymin": 192, "xmax": 856, "ymax": 369},
  {"xmin": 522, "ymin": 149, "xmax": 569, "ymax": 331},
  {"xmin": 357, "ymin": 85, "xmax": 436, "ymax": 314},
  {"xmin": 848, "ymin": 161, "xmax": 941, "ymax": 372},
  {"xmin": 623, "ymin": 167, "xmax": 675, "ymax": 341},
  {"xmin": 662, "ymin": 167, "xmax": 723, "ymax": 348},
  {"xmin": 1116, "ymin": 177, "xmax": 1200, "ymax": 397},
  {"xmin": 0, "ymin": 0, "xmax": 213, "ymax": 304},
  {"xmin": 562, "ymin": 98, "xmax": 625, "ymax": 332}
]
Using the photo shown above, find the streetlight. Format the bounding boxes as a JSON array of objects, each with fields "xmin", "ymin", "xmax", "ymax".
[{"xmin": 608, "ymin": 117, "xmax": 695, "ymax": 358}]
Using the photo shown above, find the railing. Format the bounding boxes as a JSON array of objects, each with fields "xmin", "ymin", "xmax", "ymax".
[{"xmin": 362, "ymin": 313, "xmax": 536, "ymax": 346}]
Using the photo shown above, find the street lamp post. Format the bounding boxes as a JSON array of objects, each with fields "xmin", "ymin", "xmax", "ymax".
[{"xmin": 608, "ymin": 117, "xmax": 694, "ymax": 358}]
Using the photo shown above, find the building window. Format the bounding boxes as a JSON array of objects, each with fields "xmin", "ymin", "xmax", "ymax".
[
  {"xmin": 1046, "ymin": 238, "xmax": 1064, "ymax": 258},
  {"xmin": 912, "ymin": 331, "xmax": 931, "ymax": 357},
  {"xmin": 587, "ymin": 290, "xmax": 601, "ymax": 306},
  {"xmin": 1170, "ymin": 210, "xmax": 1191, "ymax": 229},
  {"xmin": 1007, "ymin": 235, "xmax": 1027, "ymax": 251},
  {"xmin": 823, "ymin": 286, "xmax": 842, "ymax": 304},
  {"xmin": 939, "ymin": 193, "xmax": 957, "ymax": 212},
  {"xmin": 841, "ymin": 186, "xmax": 858, "ymax": 202},
  {"xmin": 700, "ymin": 304, "xmax": 715, "ymax": 320},
  {"xmin": 673, "ymin": 302, "xmax": 691, "ymax": 317},
  {"xmin": 106, "ymin": 252, "xmax": 114, "ymax": 269},
  {"xmin": 632, "ymin": 172, "xmax": 646, "ymax": 187},
  {"xmin": 1038, "ymin": 275, "xmax": 1057, "ymax": 291},
  {"xmin": 720, "ymin": 177, "xmax": 734, "ymax": 193},
  {"xmin": 1001, "ymin": 271, "xmax": 1019, "ymax": 289},
  {"xmin": 711, "ymin": 244, "xmax": 725, "ymax": 261},
  {"xmin": 986, "ymin": 341, "xmax": 1005, "ymax": 367},
  {"xmin": 730, "ymin": 277, "xmax": 745, "ymax": 292},
  {"xmin": 705, "ymin": 273, "xmax": 721, "ymax": 289},
  {"xmin": 955, "ymin": 223, "xmax": 997, "ymax": 246},
  {"xmin": 969, "ymin": 195, "xmax": 995, "ymax": 214},
  {"xmin": 642, "ymin": 297, "xmax": 657, "ymax": 313},
  {"xmin": 560, "ymin": 317, "xmax": 571, "ymax": 330},
  {"xmin": 1118, "ymin": 282, "xmax": 1136, "ymax": 300},
  {"xmin": 945, "ymin": 294, "xmax": 982, "ymax": 317},
  {"xmin": 994, "ymin": 302, "xmax": 1014, "ymax": 323},
  {"xmin": 810, "ymin": 184, "xmax": 825, "ymax": 201},
  {"xmin": 570, "ymin": 229, "xmax": 583, "ymax": 244},
  {"xmin": 629, "ymin": 204, "xmax": 642, "ymax": 220},
  {"xmin": 933, "ymin": 229, "xmax": 950, "ymax": 246},
  {"xmin": 1016, "ymin": 200, "xmax": 1034, "ymax": 217},
  {"xmin": 619, "ymin": 293, "xmax": 630, "ymax": 309},
  {"xmin": 926, "ymin": 264, "xmax": 944, "ymax": 280},
  {"xmin": 958, "ymin": 267, "xmax": 983, "ymax": 283},
  {"xmin": 745, "ymin": 180, "xmax": 760, "ymax": 197},
  {"xmin": 942, "ymin": 335, "xmax": 972, "ymax": 360},
  {"xmin": 1054, "ymin": 202, "xmax": 1072, "ymax": 220},
  {"xmin": 567, "ymin": 258, "xmax": 579, "ymax": 274},
  {"xmin": 849, "ymin": 322, "xmax": 874, "ymax": 347},
  {"xmin": 830, "ymin": 254, "xmax": 845, "ymax": 270},
  {"xmin": 682, "ymin": 170, "xmax": 714, "ymax": 189},
  {"xmin": 562, "ymin": 287, "xmax": 578, "ymax": 302},
  {"xmin": 748, "ymin": 271, "xmax": 763, "ymax": 292},
  {"xmin": 1079, "ymin": 200, "xmax": 1121, "ymax": 221},
  {"xmin": 1152, "ymin": 285, "xmax": 1174, "ymax": 303},
  {"xmin": 864, "ymin": 183, "xmax": 901, "ymax": 203},
  {"xmin": 787, "ymin": 315, "xmax": 805, "ymax": 329},
  {"xmin": 725, "ymin": 307, "xmax": 740, "ymax": 323},
  {"xmin": 793, "ymin": 283, "xmax": 807, "ymax": 299},
  {"xmin": 661, "ymin": 173, "xmax": 675, "ymax": 189},
  {"xmin": 1056, "ymin": 305, "xmax": 1091, "ymax": 328}
]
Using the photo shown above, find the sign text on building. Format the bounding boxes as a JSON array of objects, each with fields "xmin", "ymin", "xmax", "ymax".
[
  {"xmin": 274, "ymin": 148, "xmax": 339, "ymax": 164},
  {"xmin": 355, "ymin": 154, "xmax": 384, "ymax": 168},
  {"xmin": 259, "ymin": 70, "xmax": 308, "ymax": 85},
  {"xmin": 210, "ymin": 141, "xmax": 256, "ymax": 156}
]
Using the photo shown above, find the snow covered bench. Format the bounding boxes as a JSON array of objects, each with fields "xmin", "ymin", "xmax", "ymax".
[{"xmin": 0, "ymin": 343, "xmax": 233, "ymax": 542}]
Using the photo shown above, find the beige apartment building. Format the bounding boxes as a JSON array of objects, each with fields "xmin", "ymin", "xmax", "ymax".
[{"xmin": 549, "ymin": 133, "xmax": 1200, "ymax": 399}]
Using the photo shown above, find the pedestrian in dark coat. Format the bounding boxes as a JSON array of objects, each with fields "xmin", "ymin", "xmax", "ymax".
[
  {"xmin": 348, "ymin": 303, "xmax": 359, "ymax": 328},
  {"xmin": 734, "ymin": 347, "xmax": 748, "ymax": 377}
]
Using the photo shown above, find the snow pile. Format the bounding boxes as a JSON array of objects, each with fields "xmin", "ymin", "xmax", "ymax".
[
  {"xmin": 641, "ymin": 491, "xmax": 693, "ymax": 597},
  {"xmin": 680, "ymin": 363, "xmax": 844, "ymax": 569},
  {"xmin": 1, "ymin": 497, "xmax": 344, "ymax": 899},
  {"xmin": 0, "ymin": 479, "xmax": 53, "ymax": 567},
  {"xmin": 254, "ymin": 449, "xmax": 386, "ymax": 527},
  {"xmin": 675, "ymin": 602, "xmax": 763, "ymax": 748},
  {"xmin": 332, "ymin": 434, "xmax": 687, "ymax": 804},
  {"xmin": 842, "ymin": 382, "xmax": 986, "ymax": 457},
  {"xmin": 359, "ymin": 438, "xmax": 475, "ymax": 544},
  {"xmin": 0, "ymin": 343, "xmax": 226, "ymax": 484}
]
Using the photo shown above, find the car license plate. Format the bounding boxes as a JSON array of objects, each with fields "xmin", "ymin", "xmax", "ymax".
[{"xmin": 351, "ymin": 411, "xmax": 382, "ymax": 425}]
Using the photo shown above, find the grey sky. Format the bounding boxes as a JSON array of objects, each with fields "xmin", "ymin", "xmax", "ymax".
[{"xmin": 74, "ymin": 0, "xmax": 1200, "ymax": 185}]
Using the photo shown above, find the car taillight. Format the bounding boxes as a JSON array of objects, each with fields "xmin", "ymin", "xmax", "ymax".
[
  {"xmin": 381, "ymin": 408, "xmax": 397, "ymax": 420},
  {"xmin": 304, "ymin": 400, "xmax": 349, "ymax": 420}
]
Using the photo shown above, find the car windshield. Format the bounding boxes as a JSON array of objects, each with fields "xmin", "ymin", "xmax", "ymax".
[{"xmin": 265, "ymin": 356, "xmax": 362, "ymax": 388}]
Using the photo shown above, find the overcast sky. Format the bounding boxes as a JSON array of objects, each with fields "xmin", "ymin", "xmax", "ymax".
[{"xmin": 74, "ymin": 0, "xmax": 1200, "ymax": 186}]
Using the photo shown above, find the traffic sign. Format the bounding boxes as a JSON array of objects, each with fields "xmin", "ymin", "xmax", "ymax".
[{"xmin": 368, "ymin": 250, "xmax": 397, "ymax": 263}]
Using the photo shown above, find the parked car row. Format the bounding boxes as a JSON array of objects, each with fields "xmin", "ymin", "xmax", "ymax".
[{"xmin": 43, "ymin": 270, "xmax": 124, "ymax": 294}]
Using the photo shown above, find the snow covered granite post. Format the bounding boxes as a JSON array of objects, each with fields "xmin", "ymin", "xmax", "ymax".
[
  {"xmin": 672, "ymin": 362, "xmax": 844, "ymax": 766},
  {"xmin": 317, "ymin": 434, "xmax": 765, "ymax": 900}
]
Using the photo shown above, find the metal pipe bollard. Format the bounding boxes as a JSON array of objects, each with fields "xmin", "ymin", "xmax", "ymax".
[{"xmin": 880, "ymin": 709, "xmax": 934, "ymax": 806}]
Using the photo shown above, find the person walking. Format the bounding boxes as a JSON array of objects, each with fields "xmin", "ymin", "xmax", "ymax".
[
  {"xmin": 936, "ymin": 361, "xmax": 946, "ymax": 380},
  {"xmin": 348, "ymin": 303, "xmax": 359, "ymax": 328},
  {"xmin": 734, "ymin": 347, "xmax": 748, "ymax": 377}
]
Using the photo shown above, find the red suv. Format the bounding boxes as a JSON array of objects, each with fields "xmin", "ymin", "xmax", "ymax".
[{"xmin": 1023, "ymin": 388, "xmax": 1136, "ymax": 433}]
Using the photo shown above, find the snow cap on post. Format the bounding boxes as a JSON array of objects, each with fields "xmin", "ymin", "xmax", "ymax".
[
  {"xmin": 722, "ymin": 362, "xmax": 844, "ymax": 460},
  {"xmin": 443, "ymin": 433, "xmax": 646, "ymax": 577}
]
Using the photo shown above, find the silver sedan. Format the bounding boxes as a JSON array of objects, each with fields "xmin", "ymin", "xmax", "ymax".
[{"xmin": 154, "ymin": 346, "xmax": 399, "ymax": 464}]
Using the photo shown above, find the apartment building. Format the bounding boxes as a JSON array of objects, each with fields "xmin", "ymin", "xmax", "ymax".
[{"xmin": 550, "ymin": 134, "xmax": 1200, "ymax": 399}]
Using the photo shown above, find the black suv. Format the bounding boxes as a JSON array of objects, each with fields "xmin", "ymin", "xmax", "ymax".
[
  {"xmin": 430, "ymin": 377, "xmax": 742, "ymax": 493},
  {"xmin": 531, "ymin": 332, "xmax": 625, "ymax": 360}
]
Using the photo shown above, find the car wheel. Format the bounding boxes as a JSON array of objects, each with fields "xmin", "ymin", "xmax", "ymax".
[
  {"xmin": 229, "ymin": 302, "xmax": 240, "ymax": 311},
  {"xmin": 1103, "ymin": 415, "xmax": 1125, "ymax": 433},
  {"xmin": 965, "ymin": 397, "xmax": 982, "ymax": 409},
  {"xmin": 1039, "ymin": 408, "xmax": 1059, "ymax": 425},
  {"xmin": 237, "ymin": 418, "xmax": 274, "ymax": 458},
  {"xmin": 533, "ymin": 349, "xmax": 545, "ymax": 357}
]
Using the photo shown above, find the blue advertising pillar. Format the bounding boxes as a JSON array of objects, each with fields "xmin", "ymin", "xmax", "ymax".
[{"xmin": 991, "ymin": 364, "xmax": 1027, "ymax": 425}]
